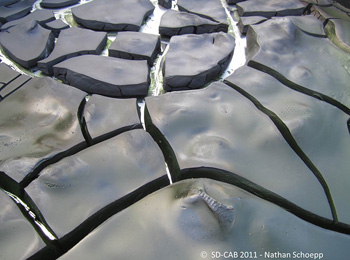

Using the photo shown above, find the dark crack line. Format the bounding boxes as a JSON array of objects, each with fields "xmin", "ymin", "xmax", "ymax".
[
  {"xmin": 27, "ymin": 175, "xmax": 170, "ymax": 260},
  {"xmin": 144, "ymin": 96, "xmax": 344, "ymax": 233},
  {"xmin": 178, "ymin": 167, "xmax": 350, "ymax": 234},
  {"xmin": 20, "ymin": 97, "xmax": 143, "ymax": 187},
  {"xmin": 144, "ymin": 103, "xmax": 181, "ymax": 181},
  {"xmin": 0, "ymin": 172, "xmax": 61, "ymax": 253},
  {"xmin": 0, "ymin": 73, "xmax": 21, "ymax": 91},
  {"xmin": 224, "ymin": 79, "xmax": 339, "ymax": 224},
  {"xmin": 248, "ymin": 60, "xmax": 350, "ymax": 116},
  {"xmin": 79, "ymin": 96, "xmax": 142, "ymax": 145},
  {"xmin": 0, "ymin": 77, "xmax": 32, "ymax": 101},
  {"xmin": 177, "ymin": 5, "xmax": 226, "ymax": 26},
  {"xmin": 19, "ymin": 141, "xmax": 88, "ymax": 188},
  {"xmin": 92, "ymin": 124, "xmax": 143, "ymax": 145},
  {"xmin": 77, "ymin": 94, "xmax": 93, "ymax": 146},
  {"xmin": 141, "ymin": 99, "xmax": 173, "ymax": 183}
]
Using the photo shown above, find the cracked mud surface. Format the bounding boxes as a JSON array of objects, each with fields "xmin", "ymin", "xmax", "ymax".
[{"xmin": 0, "ymin": 0, "xmax": 350, "ymax": 259}]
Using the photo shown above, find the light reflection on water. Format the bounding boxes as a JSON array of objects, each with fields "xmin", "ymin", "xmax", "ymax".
[
  {"xmin": 2, "ymin": 189, "xmax": 57, "ymax": 241},
  {"xmin": 219, "ymin": 0, "xmax": 247, "ymax": 80}
]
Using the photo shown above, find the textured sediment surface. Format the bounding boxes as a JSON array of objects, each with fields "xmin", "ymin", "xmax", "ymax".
[{"xmin": 0, "ymin": 0, "xmax": 350, "ymax": 259}]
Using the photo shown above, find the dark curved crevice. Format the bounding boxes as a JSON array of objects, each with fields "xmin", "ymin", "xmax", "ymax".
[
  {"xmin": 144, "ymin": 103, "xmax": 180, "ymax": 181},
  {"xmin": 347, "ymin": 118, "xmax": 350, "ymax": 134},
  {"xmin": 91, "ymin": 124, "xmax": 143, "ymax": 145},
  {"xmin": 177, "ymin": 5, "xmax": 226, "ymax": 27},
  {"xmin": 19, "ymin": 141, "xmax": 88, "ymax": 188},
  {"xmin": 298, "ymin": 27, "xmax": 327, "ymax": 38},
  {"xmin": 0, "ymin": 170, "xmax": 22, "ymax": 196},
  {"xmin": 0, "ymin": 172, "xmax": 62, "ymax": 254},
  {"xmin": 224, "ymin": 79, "xmax": 339, "ymax": 224},
  {"xmin": 79, "ymin": 96, "xmax": 143, "ymax": 145},
  {"xmin": 0, "ymin": 73, "xmax": 21, "ymax": 90},
  {"xmin": 27, "ymin": 175, "xmax": 170, "ymax": 260},
  {"xmin": 248, "ymin": 60, "xmax": 350, "ymax": 116},
  {"xmin": 77, "ymin": 94, "xmax": 93, "ymax": 146},
  {"xmin": 20, "ymin": 97, "xmax": 143, "ymax": 188},
  {"xmin": 178, "ymin": 167, "xmax": 350, "ymax": 234}
]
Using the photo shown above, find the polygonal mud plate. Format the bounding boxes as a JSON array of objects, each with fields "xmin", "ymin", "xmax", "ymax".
[
  {"xmin": 0, "ymin": 189, "xmax": 46, "ymax": 260},
  {"xmin": 42, "ymin": 19, "xmax": 70, "ymax": 38},
  {"xmin": 225, "ymin": 65, "xmax": 350, "ymax": 225},
  {"xmin": 158, "ymin": 0, "xmax": 172, "ymax": 9},
  {"xmin": 83, "ymin": 94, "xmax": 141, "ymax": 141},
  {"xmin": 300, "ymin": 0, "xmax": 331, "ymax": 6},
  {"xmin": 58, "ymin": 179, "xmax": 350, "ymax": 260},
  {"xmin": 238, "ymin": 16, "xmax": 268, "ymax": 34},
  {"xmin": 312, "ymin": 5, "xmax": 350, "ymax": 21},
  {"xmin": 159, "ymin": 10, "xmax": 227, "ymax": 37},
  {"xmin": 0, "ymin": 77, "xmax": 87, "ymax": 183},
  {"xmin": 145, "ymin": 81, "xmax": 333, "ymax": 220},
  {"xmin": 246, "ymin": 17, "xmax": 350, "ymax": 112},
  {"xmin": 108, "ymin": 31, "xmax": 161, "ymax": 66},
  {"xmin": 177, "ymin": 0, "xmax": 228, "ymax": 25},
  {"xmin": 0, "ymin": 9, "xmax": 55, "ymax": 30},
  {"xmin": 0, "ymin": 20, "xmax": 54, "ymax": 68},
  {"xmin": 283, "ymin": 15, "xmax": 326, "ymax": 37},
  {"xmin": 71, "ymin": 0, "xmax": 155, "ymax": 31},
  {"xmin": 237, "ymin": 0, "xmax": 306, "ymax": 18},
  {"xmin": 38, "ymin": 27, "xmax": 107, "ymax": 75},
  {"xmin": 0, "ymin": 0, "xmax": 20, "ymax": 7},
  {"xmin": 53, "ymin": 55, "xmax": 150, "ymax": 97},
  {"xmin": 40, "ymin": 0, "xmax": 80, "ymax": 9},
  {"xmin": 164, "ymin": 32, "xmax": 235, "ymax": 91},
  {"xmin": 0, "ymin": 1, "xmax": 31, "ymax": 23},
  {"xmin": 26, "ymin": 129, "xmax": 168, "ymax": 238}
]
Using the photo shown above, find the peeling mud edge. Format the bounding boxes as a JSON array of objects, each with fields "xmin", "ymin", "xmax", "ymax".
[
  {"xmin": 324, "ymin": 19, "xmax": 350, "ymax": 54},
  {"xmin": 0, "ymin": 172, "xmax": 61, "ymax": 253},
  {"xmin": 55, "ymin": 68, "xmax": 150, "ymax": 98},
  {"xmin": 0, "ymin": 46, "xmax": 45, "ymax": 78},
  {"xmin": 163, "ymin": 49, "xmax": 234, "ymax": 91},
  {"xmin": 71, "ymin": 8, "xmax": 154, "ymax": 32},
  {"xmin": 27, "ymin": 175, "xmax": 170, "ymax": 260},
  {"xmin": 178, "ymin": 167, "xmax": 350, "ymax": 235}
]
